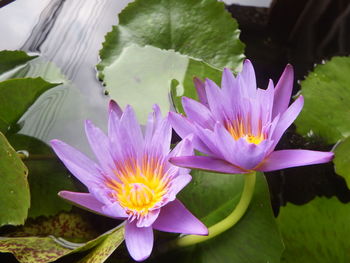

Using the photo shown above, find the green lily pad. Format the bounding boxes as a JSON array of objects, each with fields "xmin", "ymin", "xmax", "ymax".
[
  {"xmin": 333, "ymin": 136, "xmax": 350, "ymax": 188},
  {"xmin": 157, "ymin": 172, "xmax": 284, "ymax": 263},
  {"xmin": 0, "ymin": 132, "xmax": 30, "ymax": 227},
  {"xmin": 97, "ymin": 0, "xmax": 244, "ymax": 79},
  {"xmin": 278, "ymin": 197, "xmax": 350, "ymax": 263},
  {"xmin": 102, "ymin": 45, "xmax": 221, "ymax": 122},
  {"xmin": 0, "ymin": 77, "xmax": 59, "ymax": 134},
  {"xmin": 0, "ymin": 50, "xmax": 37, "ymax": 75},
  {"xmin": 295, "ymin": 56, "xmax": 350, "ymax": 144},
  {"xmin": 7, "ymin": 134, "xmax": 77, "ymax": 219}
]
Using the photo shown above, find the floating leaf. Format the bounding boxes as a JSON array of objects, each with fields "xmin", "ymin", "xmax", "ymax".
[
  {"xmin": 0, "ymin": 50, "xmax": 37, "ymax": 75},
  {"xmin": 0, "ymin": 236, "xmax": 71, "ymax": 263},
  {"xmin": 0, "ymin": 77, "xmax": 59, "ymax": 134},
  {"xmin": 102, "ymin": 45, "xmax": 221, "ymax": 122},
  {"xmin": 77, "ymin": 227, "xmax": 124, "ymax": 263},
  {"xmin": 0, "ymin": 132, "xmax": 30, "ymax": 227},
  {"xmin": 97, "ymin": 0, "xmax": 244, "ymax": 77},
  {"xmin": 156, "ymin": 172, "xmax": 284, "ymax": 263},
  {"xmin": 7, "ymin": 134, "xmax": 77, "ymax": 218},
  {"xmin": 295, "ymin": 56, "xmax": 350, "ymax": 144},
  {"xmin": 278, "ymin": 197, "xmax": 350, "ymax": 262},
  {"xmin": 0, "ymin": 212, "xmax": 124, "ymax": 263},
  {"xmin": 5, "ymin": 212, "xmax": 97, "ymax": 242},
  {"xmin": 333, "ymin": 136, "xmax": 350, "ymax": 188}
]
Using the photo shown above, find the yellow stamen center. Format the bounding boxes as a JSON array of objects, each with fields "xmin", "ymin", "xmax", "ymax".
[
  {"xmin": 225, "ymin": 117, "xmax": 264, "ymax": 145},
  {"xmin": 106, "ymin": 158, "xmax": 168, "ymax": 217}
]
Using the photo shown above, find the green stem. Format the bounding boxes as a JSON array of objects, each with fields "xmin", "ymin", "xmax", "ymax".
[{"xmin": 176, "ymin": 172, "xmax": 256, "ymax": 247}]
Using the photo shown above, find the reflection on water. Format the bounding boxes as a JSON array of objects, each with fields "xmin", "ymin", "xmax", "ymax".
[{"xmin": 0, "ymin": 0, "xmax": 133, "ymax": 155}]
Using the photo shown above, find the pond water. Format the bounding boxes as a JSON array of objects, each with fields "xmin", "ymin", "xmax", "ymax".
[{"xmin": 0, "ymin": 0, "xmax": 132, "ymax": 155}]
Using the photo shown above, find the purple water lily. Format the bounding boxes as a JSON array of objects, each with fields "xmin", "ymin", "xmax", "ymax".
[
  {"xmin": 50, "ymin": 102, "xmax": 207, "ymax": 261},
  {"xmin": 169, "ymin": 60, "xmax": 333, "ymax": 174}
]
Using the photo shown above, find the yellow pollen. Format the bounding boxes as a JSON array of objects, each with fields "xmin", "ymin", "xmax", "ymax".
[
  {"xmin": 106, "ymin": 157, "xmax": 168, "ymax": 217},
  {"xmin": 225, "ymin": 118, "xmax": 264, "ymax": 145}
]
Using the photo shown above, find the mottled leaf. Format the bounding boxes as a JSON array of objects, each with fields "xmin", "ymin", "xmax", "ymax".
[
  {"xmin": 5, "ymin": 212, "xmax": 97, "ymax": 242},
  {"xmin": 295, "ymin": 56, "xmax": 350, "ymax": 144},
  {"xmin": 77, "ymin": 226, "xmax": 124, "ymax": 263},
  {"xmin": 7, "ymin": 134, "xmax": 77, "ymax": 218},
  {"xmin": 0, "ymin": 50, "xmax": 37, "ymax": 75},
  {"xmin": 0, "ymin": 77, "xmax": 59, "ymax": 133},
  {"xmin": 0, "ymin": 236, "xmax": 71, "ymax": 263},
  {"xmin": 0, "ymin": 213, "xmax": 124, "ymax": 263},
  {"xmin": 278, "ymin": 197, "xmax": 350, "ymax": 263},
  {"xmin": 0, "ymin": 132, "xmax": 30, "ymax": 227}
]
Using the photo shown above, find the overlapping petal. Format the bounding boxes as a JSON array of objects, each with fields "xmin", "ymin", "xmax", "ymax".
[
  {"xmin": 51, "ymin": 102, "xmax": 207, "ymax": 262},
  {"xmin": 170, "ymin": 60, "xmax": 334, "ymax": 175},
  {"xmin": 153, "ymin": 199, "xmax": 208, "ymax": 235}
]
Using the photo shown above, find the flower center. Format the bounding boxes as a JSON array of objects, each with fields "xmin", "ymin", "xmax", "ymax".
[
  {"xmin": 225, "ymin": 118, "xmax": 264, "ymax": 145},
  {"xmin": 106, "ymin": 158, "xmax": 168, "ymax": 217}
]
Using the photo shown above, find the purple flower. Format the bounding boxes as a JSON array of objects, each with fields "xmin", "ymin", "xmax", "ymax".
[
  {"xmin": 50, "ymin": 102, "xmax": 207, "ymax": 262},
  {"xmin": 169, "ymin": 60, "xmax": 333, "ymax": 174}
]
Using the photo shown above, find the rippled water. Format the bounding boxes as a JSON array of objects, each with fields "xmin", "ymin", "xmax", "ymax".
[
  {"xmin": 0, "ymin": 0, "xmax": 265, "ymax": 155},
  {"xmin": 0, "ymin": 0, "xmax": 132, "ymax": 154}
]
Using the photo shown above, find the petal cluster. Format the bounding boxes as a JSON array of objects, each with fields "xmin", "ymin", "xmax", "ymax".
[
  {"xmin": 170, "ymin": 60, "xmax": 333, "ymax": 173},
  {"xmin": 50, "ymin": 102, "xmax": 207, "ymax": 261}
]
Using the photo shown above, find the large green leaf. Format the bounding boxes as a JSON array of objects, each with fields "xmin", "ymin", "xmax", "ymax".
[
  {"xmin": 295, "ymin": 56, "xmax": 350, "ymax": 144},
  {"xmin": 7, "ymin": 134, "xmax": 77, "ymax": 218},
  {"xmin": 0, "ymin": 77, "xmax": 59, "ymax": 133},
  {"xmin": 156, "ymin": 172, "xmax": 284, "ymax": 263},
  {"xmin": 278, "ymin": 197, "xmax": 350, "ymax": 263},
  {"xmin": 0, "ymin": 132, "xmax": 30, "ymax": 226},
  {"xmin": 97, "ymin": 0, "xmax": 244, "ymax": 78},
  {"xmin": 334, "ymin": 136, "xmax": 350, "ymax": 188},
  {"xmin": 102, "ymin": 45, "xmax": 221, "ymax": 122},
  {"xmin": 0, "ymin": 50, "xmax": 37, "ymax": 75}
]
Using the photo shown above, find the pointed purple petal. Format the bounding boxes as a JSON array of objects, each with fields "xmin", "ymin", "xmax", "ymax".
[
  {"xmin": 166, "ymin": 174, "xmax": 192, "ymax": 202},
  {"xmin": 136, "ymin": 209, "xmax": 160, "ymax": 228},
  {"xmin": 213, "ymin": 124, "xmax": 270, "ymax": 170},
  {"xmin": 239, "ymin": 59, "xmax": 257, "ymax": 98},
  {"xmin": 270, "ymin": 95, "xmax": 304, "ymax": 151},
  {"xmin": 58, "ymin": 191, "xmax": 106, "ymax": 215},
  {"xmin": 50, "ymin": 139, "xmax": 101, "ymax": 187},
  {"xmin": 168, "ymin": 112, "xmax": 212, "ymax": 155},
  {"xmin": 58, "ymin": 191, "xmax": 127, "ymax": 219},
  {"xmin": 125, "ymin": 222, "xmax": 153, "ymax": 262},
  {"xmin": 170, "ymin": 156, "xmax": 246, "ymax": 174},
  {"xmin": 257, "ymin": 149, "xmax": 334, "ymax": 171},
  {"xmin": 85, "ymin": 120, "xmax": 115, "ymax": 173},
  {"xmin": 109, "ymin": 100, "xmax": 123, "ymax": 119},
  {"xmin": 182, "ymin": 97, "xmax": 215, "ymax": 129},
  {"xmin": 153, "ymin": 199, "xmax": 208, "ymax": 235},
  {"xmin": 193, "ymin": 77, "xmax": 208, "ymax": 106},
  {"xmin": 144, "ymin": 104, "xmax": 162, "ymax": 142},
  {"xmin": 205, "ymin": 78, "xmax": 228, "ymax": 122},
  {"xmin": 272, "ymin": 64, "xmax": 294, "ymax": 118},
  {"xmin": 120, "ymin": 105, "xmax": 144, "ymax": 152},
  {"xmin": 168, "ymin": 112, "xmax": 194, "ymax": 139},
  {"xmin": 167, "ymin": 135, "xmax": 193, "ymax": 175}
]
